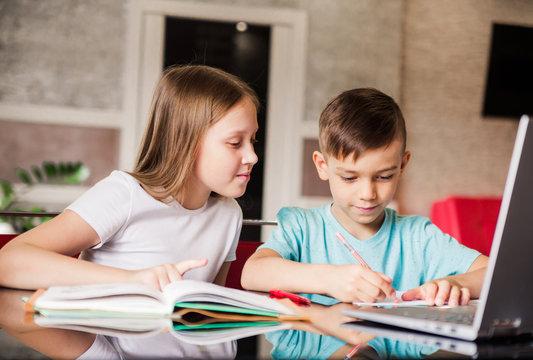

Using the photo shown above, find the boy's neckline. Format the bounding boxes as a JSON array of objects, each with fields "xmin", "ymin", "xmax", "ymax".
[{"xmin": 326, "ymin": 203, "xmax": 391, "ymax": 242}]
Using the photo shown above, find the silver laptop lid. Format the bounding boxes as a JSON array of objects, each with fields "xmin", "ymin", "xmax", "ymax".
[{"xmin": 475, "ymin": 114, "xmax": 533, "ymax": 337}]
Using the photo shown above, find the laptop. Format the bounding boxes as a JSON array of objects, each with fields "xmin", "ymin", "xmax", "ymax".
[
  {"xmin": 342, "ymin": 114, "xmax": 533, "ymax": 341},
  {"xmin": 342, "ymin": 320, "xmax": 533, "ymax": 358}
]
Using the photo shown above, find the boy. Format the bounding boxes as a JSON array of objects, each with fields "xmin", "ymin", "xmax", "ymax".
[
  {"xmin": 241, "ymin": 88, "xmax": 488, "ymax": 358},
  {"xmin": 242, "ymin": 88, "xmax": 488, "ymax": 307}
]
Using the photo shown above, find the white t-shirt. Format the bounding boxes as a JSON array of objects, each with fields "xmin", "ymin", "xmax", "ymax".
[
  {"xmin": 67, "ymin": 170, "xmax": 242, "ymax": 282},
  {"xmin": 78, "ymin": 333, "xmax": 237, "ymax": 360}
]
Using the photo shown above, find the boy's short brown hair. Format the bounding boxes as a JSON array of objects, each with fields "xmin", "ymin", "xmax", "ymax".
[{"xmin": 318, "ymin": 88, "xmax": 406, "ymax": 159}]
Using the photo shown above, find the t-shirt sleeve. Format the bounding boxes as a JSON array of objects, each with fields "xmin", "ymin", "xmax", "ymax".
[
  {"xmin": 258, "ymin": 207, "xmax": 304, "ymax": 261},
  {"xmin": 66, "ymin": 171, "xmax": 132, "ymax": 246},
  {"xmin": 77, "ymin": 335, "xmax": 120, "ymax": 360},
  {"xmin": 224, "ymin": 201, "xmax": 242, "ymax": 263},
  {"xmin": 417, "ymin": 217, "xmax": 482, "ymax": 282}
]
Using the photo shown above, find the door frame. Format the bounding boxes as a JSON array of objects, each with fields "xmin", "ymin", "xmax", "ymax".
[{"xmin": 123, "ymin": 0, "xmax": 308, "ymax": 240}]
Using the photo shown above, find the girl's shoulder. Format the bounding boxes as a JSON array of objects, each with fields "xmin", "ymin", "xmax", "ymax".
[
  {"xmin": 106, "ymin": 170, "xmax": 138, "ymax": 186},
  {"xmin": 77, "ymin": 171, "xmax": 146, "ymax": 208},
  {"xmin": 94, "ymin": 170, "xmax": 138, "ymax": 189}
]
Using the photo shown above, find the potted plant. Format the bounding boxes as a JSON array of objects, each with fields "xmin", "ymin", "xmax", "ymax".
[{"xmin": 0, "ymin": 161, "xmax": 90, "ymax": 233}]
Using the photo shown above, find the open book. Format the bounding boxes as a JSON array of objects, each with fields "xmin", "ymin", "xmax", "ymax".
[
  {"xmin": 24, "ymin": 280, "xmax": 301, "ymax": 319},
  {"xmin": 24, "ymin": 280, "xmax": 304, "ymax": 345}
]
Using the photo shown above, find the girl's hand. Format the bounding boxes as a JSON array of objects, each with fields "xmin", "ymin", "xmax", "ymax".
[
  {"xmin": 324, "ymin": 264, "xmax": 395, "ymax": 303},
  {"xmin": 129, "ymin": 258, "xmax": 208, "ymax": 290},
  {"xmin": 401, "ymin": 278, "xmax": 470, "ymax": 307}
]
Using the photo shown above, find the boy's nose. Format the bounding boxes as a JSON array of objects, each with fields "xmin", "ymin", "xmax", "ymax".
[{"xmin": 359, "ymin": 179, "xmax": 377, "ymax": 200}]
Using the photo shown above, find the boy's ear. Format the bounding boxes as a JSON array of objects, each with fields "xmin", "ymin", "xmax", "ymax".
[
  {"xmin": 400, "ymin": 150, "xmax": 411, "ymax": 174},
  {"xmin": 313, "ymin": 151, "xmax": 329, "ymax": 181}
]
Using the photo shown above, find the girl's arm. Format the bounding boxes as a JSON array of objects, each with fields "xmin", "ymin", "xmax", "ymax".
[
  {"xmin": 241, "ymin": 248, "xmax": 395, "ymax": 303},
  {"xmin": 0, "ymin": 287, "xmax": 97, "ymax": 359},
  {"xmin": 0, "ymin": 210, "xmax": 206, "ymax": 290}
]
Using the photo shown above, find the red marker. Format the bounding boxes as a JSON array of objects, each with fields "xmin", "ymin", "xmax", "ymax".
[{"xmin": 269, "ymin": 289, "xmax": 311, "ymax": 306}]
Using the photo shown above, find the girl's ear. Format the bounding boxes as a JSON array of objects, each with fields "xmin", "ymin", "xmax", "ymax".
[
  {"xmin": 313, "ymin": 151, "xmax": 329, "ymax": 181},
  {"xmin": 400, "ymin": 150, "xmax": 411, "ymax": 175}
]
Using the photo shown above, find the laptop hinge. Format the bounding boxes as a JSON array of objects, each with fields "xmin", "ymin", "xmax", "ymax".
[{"xmin": 488, "ymin": 318, "xmax": 522, "ymax": 337}]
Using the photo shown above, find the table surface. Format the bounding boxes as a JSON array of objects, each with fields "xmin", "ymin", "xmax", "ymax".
[{"xmin": 2, "ymin": 287, "xmax": 533, "ymax": 359}]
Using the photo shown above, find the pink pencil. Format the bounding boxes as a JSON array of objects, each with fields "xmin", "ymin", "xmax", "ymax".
[
  {"xmin": 335, "ymin": 233, "xmax": 366, "ymax": 359},
  {"xmin": 335, "ymin": 232, "xmax": 370, "ymax": 269},
  {"xmin": 344, "ymin": 344, "xmax": 361, "ymax": 360}
]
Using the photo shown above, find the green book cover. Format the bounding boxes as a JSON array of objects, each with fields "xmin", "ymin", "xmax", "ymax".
[
  {"xmin": 174, "ymin": 302, "xmax": 280, "ymax": 317},
  {"xmin": 173, "ymin": 320, "xmax": 280, "ymax": 331}
]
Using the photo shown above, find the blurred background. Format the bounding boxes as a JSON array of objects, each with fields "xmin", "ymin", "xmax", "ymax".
[{"xmin": 1, "ymin": 0, "xmax": 532, "ymax": 240}]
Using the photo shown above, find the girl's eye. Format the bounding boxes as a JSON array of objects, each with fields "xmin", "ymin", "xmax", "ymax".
[{"xmin": 229, "ymin": 142, "xmax": 241, "ymax": 147}]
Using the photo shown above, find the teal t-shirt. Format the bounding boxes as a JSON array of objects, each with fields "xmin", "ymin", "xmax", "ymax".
[{"xmin": 260, "ymin": 205, "xmax": 481, "ymax": 358}]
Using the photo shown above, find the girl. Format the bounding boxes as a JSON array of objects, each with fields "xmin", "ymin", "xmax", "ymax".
[{"xmin": 0, "ymin": 65, "xmax": 260, "ymax": 291}]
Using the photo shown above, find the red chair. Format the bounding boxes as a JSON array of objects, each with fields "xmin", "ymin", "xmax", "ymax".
[
  {"xmin": 225, "ymin": 241, "xmax": 261, "ymax": 290},
  {"xmin": 430, "ymin": 196, "xmax": 502, "ymax": 256},
  {"xmin": 0, "ymin": 234, "xmax": 16, "ymax": 249}
]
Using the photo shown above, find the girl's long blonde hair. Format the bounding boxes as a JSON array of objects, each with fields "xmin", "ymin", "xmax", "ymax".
[{"xmin": 129, "ymin": 65, "xmax": 259, "ymax": 203}]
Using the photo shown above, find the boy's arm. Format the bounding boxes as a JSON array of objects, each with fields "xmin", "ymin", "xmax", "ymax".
[
  {"xmin": 241, "ymin": 248, "xmax": 395, "ymax": 303},
  {"xmin": 402, "ymin": 254, "xmax": 489, "ymax": 306},
  {"xmin": 241, "ymin": 248, "xmax": 332, "ymax": 293}
]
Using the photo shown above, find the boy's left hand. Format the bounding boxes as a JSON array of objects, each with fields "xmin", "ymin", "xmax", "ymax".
[{"xmin": 401, "ymin": 278, "xmax": 470, "ymax": 307}]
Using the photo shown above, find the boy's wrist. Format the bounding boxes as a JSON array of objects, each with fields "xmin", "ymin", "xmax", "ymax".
[{"xmin": 313, "ymin": 263, "xmax": 336, "ymax": 295}]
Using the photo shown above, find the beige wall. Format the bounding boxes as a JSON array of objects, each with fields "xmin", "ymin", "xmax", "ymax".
[{"xmin": 398, "ymin": 0, "xmax": 533, "ymax": 216}]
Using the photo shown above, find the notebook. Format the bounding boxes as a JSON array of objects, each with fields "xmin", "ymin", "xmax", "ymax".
[{"xmin": 342, "ymin": 114, "xmax": 533, "ymax": 341}]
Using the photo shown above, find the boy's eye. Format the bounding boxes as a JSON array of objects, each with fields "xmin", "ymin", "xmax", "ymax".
[
  {"xmin": 341, "ymin": 176, "xmax": 357, "ymax": 182},
  {"xmin": 229, "ymin": 142, "xmax": 241, "ymax": 147},
  {"xmin": 377, "ymin": 175, "xmax": 394, "ymax": 181}
]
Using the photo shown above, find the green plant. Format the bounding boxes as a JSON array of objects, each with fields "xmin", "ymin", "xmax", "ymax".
[
  {"xmin": 15, "ymin": 161, "xmax": 89, "ymax": 185},
  {"xmin": 0, "ymin": 161, "xmax": 90, "ymax": 233}
]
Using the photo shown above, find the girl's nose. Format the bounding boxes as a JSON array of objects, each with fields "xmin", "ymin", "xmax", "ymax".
[{"xmin": 242, "ymin": 147, "xmax": 258, "ymax": 165}]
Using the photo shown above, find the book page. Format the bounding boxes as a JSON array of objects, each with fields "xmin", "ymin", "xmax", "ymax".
[
  {"xmin": 162, "ymin": 280, "xmax": 295, "ymax": 315},
  {"xmin": 34, "ymin": 283, "xmax": 169, "ymax": 315}
]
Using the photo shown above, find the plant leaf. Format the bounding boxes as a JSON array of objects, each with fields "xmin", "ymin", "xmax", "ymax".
[
  {"xmin": 15, "ymin": 168, "xmax": 32, "ymax": 185},
  {"xmin": 59, "ymin": 162, "xmax": 68, "ymax": 176},
  {"xmin": 0, "ymin": 180, "xmax": 14, "ymax": 210},
  {"xmin": 63, "ymin": 164, "xmax": 90, "ymax": 184},
  {"xmin": 31, "ymin": 165, "xmax": 43, "ymax": 182},
  {"xmin": 42, "ymin": 161, "xmax": 57, "ymax": 180}
]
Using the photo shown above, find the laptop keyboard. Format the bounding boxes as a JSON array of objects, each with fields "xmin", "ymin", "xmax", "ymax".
[
  {"xmin": 381, "ymin": 305, "xmax": 476, "ymax": 325},
  {"xmin": 414, "ymin": 309, "xmax": 474, "ymax": 324}
]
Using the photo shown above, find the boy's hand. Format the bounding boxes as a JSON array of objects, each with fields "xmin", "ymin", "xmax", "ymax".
[
  {"xmin": 402, "ymin": 278, "xmax": 470, "ymax": 307},
  {"xmin": 129, "ymin": 258, "xmax": 208, "ymax": 291},
  {"xmin": 325, "ymin": 264, "xmax": 396, "ymax": 303}
]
